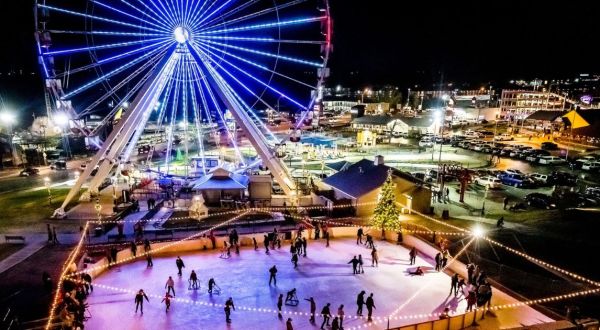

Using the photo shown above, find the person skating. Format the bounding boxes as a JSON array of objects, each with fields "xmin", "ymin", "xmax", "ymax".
[
  {"xmin": 224, "ymin": 297, "xmax": 235, "ymax": 323},
  {"xmin": 269, "ymin": 265, "xmax": 278, "ymax": 285},
  {"xmin": 110, "ymin": 247, "xmax": 118, "ymax": 265},
  {"xmin": 371, "ymin": 247, "xmax": 379, "ymax": 267},
  {"xmin": 253, "ymin": 237, "xmax": 258, "ymax": 250},
  {"xmin": 305, "ymin": 297, "xmax": 316, "ymax": 323},
  {"xmin": 302, "ymin": 237, "xmax": 307, "ymax": 257},
  {"xmin": 320, "ymin": 303, "xmax": 331, "ymax": 329},
  {"xmin": 82, "ymin": 273, "xmax": 93, "ymax": 294},
  {"xmin": 189, "ymin": 270, "xmax": 199, "ymax": 290},
  {"xmin": 208, "ymin": 278, "xmax": 216, "ymax": 294},
  {"xmin": 357, "ymin": 254, "xmax": 364, "ymax": 274},
  {"xmin": 134, "ymin": 289, "xmax": 149, "ymax": 314},
  {"xmin": 365, "ymin": 234, "xmax": 373, "ymax": 248},
  {"xmin": 466, "ymin": 290, "xmax": 476, "ymax": 312},
  {"xmin": 441, "ymin": 249, "xmax": 449, "ymax": 268},
  {"xmin": 365, "ymin": 293, "xmax": 376, "ymax": 322},
  {"xmin": 146, "ymin": 253, "xmax": 153, "ymax": 267},
  {"xmin": 264, "ymin": 234, "xmax": 270, "ymax": 254},
  {"xmin": 286, "ymin": 317, "xmax": 294, "ymax": 330},
  {"xmin": 324, "ymin": 231, "xmax": 330, "ymax": 247},
  {"xmin": 143, "ymin": 239, "xmax": 151, "ymax": 252},
  {"xmin": 409, "ymin": 266, "xmax": 424, "ymax": 276},
  {"xmin": 277, "ymin": 293, "xmax": 283, "ymax": 317},
  {"xmin": 165, "ymin": 276, "xmax": 175, "ymax": 296},
  {"xmin": 175, "ymin": 256, "xmax": 185, "ymax": 276},
  {"xmin": 356, "ymin": 227, "xmax": 364, "ymax": 245},
  {"xmin": 467, "ymin": 263, "xmax": 475, "ymax": 284},
  {"xmin": 52, "ymin": 226, "xmax": 59, "ymax": 245},
  {"xmin": 356, "ymin": 291, "xmax": 366, "ymax": 315},
  {"xmin": 337, "ymin": 304, "xmax": 345, "ymax": 329},
  {"xmin": 130, "ymin": 241, "xmax": 137, "ymax": 257},
  {"xmin": 331, "ymin": 316, "xmax": 340, "ymax": 330},
  {"xmin": 291, "ymin": 253, "xmax": 299, "ymax": 268},
  {"xmin": 409, "ymin": 247, "xmax": 417, "ymax": 265},
  {"xmin": 435, "ymin": 252, "xmax": 442, "ymax": 271},
  {"xmin": 450, "ymin": 273, "xmax": 459, "ymax": 296},
  {"xmin": 457, "ymin": 276, "xmax": 466, "ymax": 295},
  {"xmin": 161, "ymin": 293, "xmax": 173, "ymax": 312},
  {"xmin": 348, "ymin": 256, "xmax": 359, "ymax": 274}
]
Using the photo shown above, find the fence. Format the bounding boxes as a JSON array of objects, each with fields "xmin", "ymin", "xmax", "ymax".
[{"xmin": 389, "ymin": 309, "xmax": 485, "ymax": 330}]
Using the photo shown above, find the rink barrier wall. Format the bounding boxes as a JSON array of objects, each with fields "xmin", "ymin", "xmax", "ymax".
[{"xmin": 388, "ymin": 309, "xmax": 485, "ymax": 330}]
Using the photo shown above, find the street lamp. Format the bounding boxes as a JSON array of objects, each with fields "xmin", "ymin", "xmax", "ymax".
[
  {"xmin": 0, "ymin": 110, "xmax": 17, "ymax": 166},
  {"xmin": 44, "ymin": 177, "xmax": 52, "ymax": 206},
  {"xmin": 53, "ymin": 112, "xmax": 72, "ymax": 159}
]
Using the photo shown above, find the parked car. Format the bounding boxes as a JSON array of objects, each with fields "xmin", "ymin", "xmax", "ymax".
[
  {"xmin": 499, "ymin": 147, "xmax": 515, "ymax": 157},
  {"xmin": 494, "ymin": 133, "xmax": 514, "ymax": 141},
  {"xmin": 574, "ymin": 155, "xmax": 598, "ymax": 168},
  {"xmin": 540, "ymin": 142, "xmax": 558, "ymax": 150},
  {"xmin": 526, "ymin": 150, "xmax": 551, "ymax": 162},
  {"xmin": 538, "ymin": 156, "xmax": 567, "ymax": 165},
  {"xmin": 50, "ymin": 160, "xmax": 67, "ymax": 170},
  {"xmin": 504, "ymin": 168, "xmax": 524, "ymax": 176},
  {"xmin": 582, "ymin": 161, "xmax": 600, "ymax": 171},
  {"xmin": 464, "ymin": 130, "xmax": 482, "ymax": 139},
  {"xmin": 529, "ymin": 173, "xmax": 549, "ymax": 184},
  {"xmin": 548, "ymin": 171, "xmax": 577, "ymax": 186},
  {"xmin": 418, "ymin": 137, "xmax": 434, "ymax": 148},
  {"xmin": 524, "ymin": 193, "xmax": 556, "ymax": 209},
  {"xmin": 499, "ymin": 173, "xmax": 534, "ymax": 188},
  {"xmin": 474, "ymin": 176, "xmax": 502, "ymax": 189},
  {"xmin": 19, "ymin": 167, "xmax": 40, "ymax": 177}
]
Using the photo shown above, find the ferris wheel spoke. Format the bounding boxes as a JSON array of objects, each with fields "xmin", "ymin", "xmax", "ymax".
[
  {"xmin": 62, "ymin": 44, "xmax": 173, "ymax": 100},
  {"xmin": 197, "ymin": 41, "xmax": 318, "ymax": 89},
  {"xmin": 148, "ymin": 0, "xmax": 178, "ymax": 27},
  {"xmin": 78, "ymin": 51, "xmax": 165, "ymax": 117},
  {"xmin": 124, "ymin": 0, "xmax": 173, "ymax": 28},
  {"xmin": 199, "ymin": 16, "xmax": 326, "ymax": 35},
  {"xmin": 188, "ymin": 0, "xmax": 219, "ymax": 28},
  {"xmin": 192, "ymin": 45, "xmax": 278, "ymax": 142},
  {"xmin": 195, "ymin": 0, "xmax": 260, "ymax": 32},
  {"xmin": 91, "ymin": 0, "xmax": 171, "ymax": 33},
  {"xmin": 165, "ymin": 0, "xmax": 182, "ymax": 25},
  {"xmin": 38, "ymin": 4, "xmax": 168, "ymax": 34},
  {"xmin": 165, "ymin": 56, "xmax": 185, "ymax": 171},
  {"xmin": 198, "ymin": 0, "xmax": 308, "ymax": 33},
  {"xmin": 184, "ymin": 61, "xmax": 207, "ymax": 173},
  {"xmin": 189, "ymin": 42, "xmax": 309, "ymax": 111},
  {"xmin": 201, "ymin": 35, "xmax": 326, "ymax": 45},
  {"xmin": 43, "ymin": 37, "xmax": 170, "ymax": 56},
  {"xmin": 193, "ymin": 59, "xmax": 246, "ymax": 167},
  {"xmin": 192, "ymin": 0, "xmax": 235, "ymax": 29},
  {"xmin": 47, "ymin": 30, "xmax": 164, "ymax": 37},
  {"xmin": 184, "ymin": 0, "xmax": 210, "ymax": 30},
  {"xmin": 199, "ymin": 39, "xmax": 322, "ymax": 67}
]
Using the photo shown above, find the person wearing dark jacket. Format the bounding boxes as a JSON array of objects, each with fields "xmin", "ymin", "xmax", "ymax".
[
  {"xmin": 356, "ymin": 290, "xmax": 366, "ymax": 315},
  {"xmin": 366, "ymin": 293, "xmax": 376, "ymax": 321},
  {"xmin": 305, "ymin": 297, "xmax": 316, "ymax": 322},
  {"xmin": 320, "ymin": 303, "xmax": 331, "ymax": 329},
  {"xmin": 175, "ymin": 256, "xmax": 185, "ymax": 276},
  {"xmin": 348, "ymin": 256, "xmax": 359, "ymax": 274},
  {"xmin": 134, "ymin": 289, "xmax": 150, "ymax": 314}
]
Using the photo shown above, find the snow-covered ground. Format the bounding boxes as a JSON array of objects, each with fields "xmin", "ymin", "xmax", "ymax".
[{"xmin": 85, "ymin": 238, "xmax": 552, "ymax": 330}]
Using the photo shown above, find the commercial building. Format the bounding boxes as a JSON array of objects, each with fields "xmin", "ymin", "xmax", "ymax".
[
  {"xmin": 500, "ymin": 90, "xmax": 565, "ymax": 120},
  {"xmin": 351, "ymin": 115, "xmax": 437, "ymax": 135},
  {"xmin": 322, "ymin": 99, "xmax": 358, "ymax": 113}
]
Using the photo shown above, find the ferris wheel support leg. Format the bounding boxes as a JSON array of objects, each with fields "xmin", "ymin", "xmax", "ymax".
[
  {"xmin": 193, "ymin": 52, "xmax": 296, "ymax": 198},
  {"xmin": 55, "ymin": 52, "xmax": 179, "ymax": 216}
]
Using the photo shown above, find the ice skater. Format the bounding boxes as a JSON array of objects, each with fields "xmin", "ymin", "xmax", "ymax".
[
  {"xmin": 161, "ymin": 292, "xmax": 172, "ymax": 312},
  {"xmin": 371, "ymin": 247, "xmax": 379, "ymax": 267},
  {"xmin": 264, "ymin": 234, "xmax": 270, "ymax": 254},
  {"xmin": 224, "ymin": 297, "xmax": 235, "ymax": 323},
  {"xmin": 408, "ymin": 266, "xmax": 424, "ymax": 276},
  {"xmin": 305, "ymin": 297, "xmax": 316, "ymax": 323},
  {"xmin": 409, "ymin": 247, "xmax": 417, "ymax": 265},
  {"xmin": 358, "ymin": 254, "xmax": 364, "ymax": 273},
  {"xmin": 269, "ymin": 265, "xmax": 278, "ymax": 285},
  {"xmin": 291, "ymin": 252, "xmax": 299, "ymax": 268},
  {"xmin": 320, "ymin": 303, "xmax": 331, "ymax": 329},
  {"xmin": 52, "ymin": 226, "xmax": 59, "ymax": 245},
  {"xmin": 356, "ymin": 290, "xmax": 366, "ymax": 315},
  {"xmin": 365, "ymin": 234, "xmax": 373, "ymax": 248},
  {"xmin": 286, "ymin": 317, "xmax": 294, "ymax": 330},
  {"xmin": 324, "ymin": 231, "xmax": 330, "ymax": 247},
  {"xmin": 302, "ymin": 237, "xmax": 307, "ymax": 257},
  {"xmin": 331, "ymin": 316, "xmax": 340, "ymax": 330},
  {"xmin": 130, "ymin": 241, "xmax": 137, "ymax": 257},
  {"xmin": 146, "ymin": 254, "xmax": 153, "ymax": 267},
  {"xmin": 208, "ymin": 278, "xmax": 219, "ymax": 294},
  {"xmin": 165, "ymin": 276, "xmax": 175, "ymax": 296},
  {"xmin": 435, "ymin": 252, "xmax": 442, "ymax": 271},
  {"xmin": 450, "ymin": 273, "xmax": 459, "ymax": 296},
  {"xmin": 175, "ymin": 256, "xmax": 185, "ymax": 276},
  {"xmin": 277, "ymin": 294, "xmax": 284, "ymax": 317},
  {"xmin": 189, "ymin": 270, "xmax": 199, "ymax": 290},
  {"xmin": 143, "ymin": 239, "xmax": 151, "ymax": 252},
  {"xmin": 134, "ymin": 289, "xmax": 149, "ymax": 314},
  {"xmin": 253, "ymin": 237, "xmax": 258, "ymax": 250},
  {"xmin": 366, "ymin": 293, "xmax": 375, "ymax": 322},
  {"xmin": 348, "ymin": 256, "xmax": 359, "ymax": 274},
  {"xmin": 357, "ymin": 227, "xmax": 364, "ymax": 245},
  {"xmin": 337, "ymin": 304, "xmax": 345, "ymax": 329}
]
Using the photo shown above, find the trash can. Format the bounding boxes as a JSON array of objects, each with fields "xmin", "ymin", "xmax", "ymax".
[
  {"xmin": 442, "ymin": 210, "xmax": 449, "ymax": 220},
  {"xmin": 94, "ymin": 226, "xmax": 103, "ymax": 237}
]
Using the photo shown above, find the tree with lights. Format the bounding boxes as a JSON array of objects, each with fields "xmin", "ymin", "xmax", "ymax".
[{"xmin": 371, "ymin": 169, "xmax": 401, "ymax": 238}]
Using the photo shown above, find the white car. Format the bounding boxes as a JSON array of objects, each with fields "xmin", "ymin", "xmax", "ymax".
[
  {"xmin": 474, "ymin": 176, "xmax": 502, "ymax": 189},
  {"xmin": 464, "ymin": 130, "xmax": 482, "ymax": 139},
  {"xmin": 529, "ymin": 173, "xmax": 549, "ymax": 184},
  {"xmin": 494, "ymin": 133, "xmax": 514, "ymax": 141},
  {"xmin": 418, "ymin": 138, "xmax": 434, "ymax": 148},
  {"xmin": 538, "ymin": 156, "xmax": 567, "ymax": 165},
  {"xmin": 582, "ymin": 161, "xmax": 600, "ymax": 171},
  {"xmin": 576, "ymin": 156, "xmax": 597, "ymax": 167}
]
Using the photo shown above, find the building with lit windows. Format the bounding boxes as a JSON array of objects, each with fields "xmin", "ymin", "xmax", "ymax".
[
  {"xmin": 500, "ymin": 90, "xmax": 565, "ymax": 120},
  {"xmin": 322, "ymin": 99, "xmax": 358, "ymax": 113}
]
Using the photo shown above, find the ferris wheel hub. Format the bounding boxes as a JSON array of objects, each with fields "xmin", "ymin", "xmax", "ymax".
[{"xmin": 173, "ymin": 26, "xmax": 191, "ymax": 44}]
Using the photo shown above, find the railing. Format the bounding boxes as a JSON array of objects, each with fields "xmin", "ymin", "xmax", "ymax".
[{"xmin": 389, "ymin": 309, "xmax": 485, "ymax": 330}]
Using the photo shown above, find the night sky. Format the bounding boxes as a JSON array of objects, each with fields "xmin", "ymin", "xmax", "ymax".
[{"xmin": 1, "ymin": 1, "xmax": 599, "ymax": 120}]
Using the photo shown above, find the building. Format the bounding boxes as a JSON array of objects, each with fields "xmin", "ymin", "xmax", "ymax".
[
  {"xmin": 351, "ymin": 115, "xmax": 437, "ymax": 135},
  {"xmin": 191, "ymin": 167, "xmax": 249, "ymax": 205},
  {"xmin": 320, "ymin": 156, "xmax": 431, "ymax": 216},
  {"xmin": 323, "ymin": 99, "xmax": 358, "ymax": 113},
  {"xmin": 500, "ymin": 90, "xmax": 566, "ymax": 120}
]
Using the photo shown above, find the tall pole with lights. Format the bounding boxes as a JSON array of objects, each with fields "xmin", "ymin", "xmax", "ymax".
[{"xmin": 0, "ymin": 110, "xmax": 17, "ymax": 167}]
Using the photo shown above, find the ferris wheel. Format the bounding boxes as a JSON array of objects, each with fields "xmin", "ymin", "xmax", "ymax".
[{"xmin": 34, "ymin": 0, "xmax": 332, "ymax": 215}]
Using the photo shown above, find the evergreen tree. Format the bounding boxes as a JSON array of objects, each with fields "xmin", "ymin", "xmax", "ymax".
[{"xmin": 371, "ymin": 169, "xmax": 401, "ymax": 238}]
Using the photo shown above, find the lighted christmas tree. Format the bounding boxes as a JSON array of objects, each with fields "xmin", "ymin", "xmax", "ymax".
[{"xmin": 371, "ymin": 169, "xmax": 401, "ymax": 238}]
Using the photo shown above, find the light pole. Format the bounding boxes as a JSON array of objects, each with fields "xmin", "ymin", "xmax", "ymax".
[
  {"xmin": 53, "ymin": 112, "xmax": 72, "ymax": 159},
  {"xmin": 0, "ymin": 110, "xmax": 17, "ymax": 166},
  {"xmin": 44, "ymin": 177, "xmax": 52, "ymax": 206}
]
